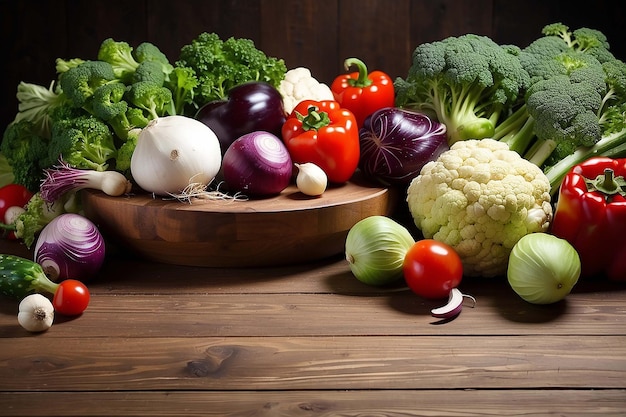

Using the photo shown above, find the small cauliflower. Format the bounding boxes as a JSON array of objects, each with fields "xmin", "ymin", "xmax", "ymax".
[
  {"xmin": 406, "ymin": 138, "xmax": 553, "ymax": 277},
  {"xmin": 278, "ymin": 67, "xmax": 334, "ymax": 114}
]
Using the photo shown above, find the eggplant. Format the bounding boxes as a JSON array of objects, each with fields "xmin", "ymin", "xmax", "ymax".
[
  {"xmin": 195, "ymin": 81, "xmax": 287, "ymax": 154},
  {"xmin": 358, "ymin": 107, "xmax": 449, "ymax": 185}
]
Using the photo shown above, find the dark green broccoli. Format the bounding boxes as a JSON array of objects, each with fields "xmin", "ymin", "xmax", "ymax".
[
  {"xmin": 134, "ymin": 42, "xmax": 174, "ymax": 78},
  {"xmin": 126, "ymin": 81, "xmax": 174, "ymax": 119},
  {"xmin": 132, "ymin": 60, "xmax": 167, "ymax": 86},
  {"xmin": 59, "ymin": 60, "xmax": 117, "ymax": 108},
  {"xmin": 0, "ymin": 120, "xmax": 52, "ymax": 192},
  {"xmin": 165, "ymin": 66, "xmax": 199, "ymax": 116},
  {"xmin": 97, "ymin": 38, "xmax": 140, "ymax": 82},
  {"xmin": 394, "ymin": 34, "xmax": 531, "ymax": 144},
  {"xmin": 176, "ymin": 32, "xmax": 287, "ymax": 106},
  {"xmin": 92, "ymin": 82, "xmax": 128, "ymax": 121},
  {"xmin": 115, "ymin": 128, "xmax": 139, "ymax": 173},
  {"xmin": 48, "ymin": 113, "xmax": 117, "ymax": 172}
]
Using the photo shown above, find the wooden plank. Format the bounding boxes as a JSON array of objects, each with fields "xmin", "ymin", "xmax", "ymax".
[
  {"xmin": 2, "ymin": 288, "xmax": 626, "ymax": 338},
  {"xmin": 1, "ymin": 336, "xmax": 625, "ymax": 391},
  {"xmin": 2, "ymin": 389, "xmax": 626, "ymax": 417}
]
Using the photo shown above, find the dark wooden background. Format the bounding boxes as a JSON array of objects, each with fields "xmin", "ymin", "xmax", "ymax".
[{"xmin": 2, "ymin": 0, "xmax": 625, "ymax": 134}]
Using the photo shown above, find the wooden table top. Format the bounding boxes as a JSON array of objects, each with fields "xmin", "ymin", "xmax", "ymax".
[{"xmin": 1, "ymin": 237, "xmax": 625, "ymax": 416}]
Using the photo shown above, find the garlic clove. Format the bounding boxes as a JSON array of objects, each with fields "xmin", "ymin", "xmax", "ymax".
[
  {"xmin": 18, "ymin": 294, "xmax": 54, "ymax": 332},
  {"xmin": 295, "ymin": 162, "xmax": 328, "ymax": 196}
]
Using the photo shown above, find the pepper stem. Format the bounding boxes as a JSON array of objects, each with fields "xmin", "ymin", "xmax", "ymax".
[
  {"xmin": 296, "ymin": 106, "xmax": 331, "ymax": 131},
  {"xmin": 344, "ymin": 57, "xmax": 373, "ymax": 88},
  {"xmin": 584, "ymin": 168, "xmax": 626, "ymax": 201}
]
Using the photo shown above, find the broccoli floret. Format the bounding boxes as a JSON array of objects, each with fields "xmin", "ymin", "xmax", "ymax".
[
  {"xmin": 134, "ymin": 42, "xmax": 174, "ymax": 78},
  {"xmin": 166, "ymin": 66, "xmax": 199, "ymax": 115},
  {"xmin": 132, "ymin": 60, "xmax": 167, "ymax": 86},
  {"xmin": 59, "ymin": 60, "xmax": 117, "ymax": 108},
  {"xmin": 126, "ymin": 80, "xmax": 174, "ymax": 119},
  {"xmin": 176, "ymin": 32, "xmax": 287, "ymax": 105},
  {"xmin": 55, "ymin": 57, "xmax": 85, "ymax": 74},
  {"xmin": 48, "ymin": 113, "xmax": 117, "ymax": 172},
  {"xmin": 92, "ymin": 82, "xmax": 128, "ymax": 121},
  {"xmin": 1, "ymin": 120, "xmax": 52, "ymax": 192},
  {"xmin": 97, "ymin": 38, "xmax": 140, "ymax": 82},
  {"xmin": 115, "ymin": 128, "xmax": 139, "ymax": 173},
  {"xmin": 394, "ymin": 34, "xmax": 530, "ymax": 144}
]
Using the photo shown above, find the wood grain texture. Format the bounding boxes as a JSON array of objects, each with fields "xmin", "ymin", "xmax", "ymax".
[
  {"xmin": 81, "ymin": 176, "xmax": 398, "ymax": 267},
  {"xmin": 0, "ymin": 237, "xmax": 625, "ymax": 415},
  {"xmin": 3, "ymin": 390, "xmax": 625, "ymax": 417}
]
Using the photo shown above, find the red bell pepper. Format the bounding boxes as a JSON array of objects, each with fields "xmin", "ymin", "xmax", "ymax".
[
  {"xmin": 331, "ymin": 58, "xmax": 395, "ymax": 128},
  {"xmin": 282, "ymin": 100, "xmax": 359, "ymax": 184},
  {"xmin": 550, "ymin": 156, "xmax": 626, "ymax": 281}
]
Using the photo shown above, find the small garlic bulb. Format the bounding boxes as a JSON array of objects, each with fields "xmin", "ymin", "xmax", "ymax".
[
  {"xmin": 295, "ymin": 163, "xmax": 328, "ymax": 196},
  {"xmin": 18, "ymin": 294, "xmax": 54, "ymax": 332}
]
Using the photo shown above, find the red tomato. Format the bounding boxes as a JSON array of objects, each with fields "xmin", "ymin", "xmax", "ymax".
[
  {"xmin": 52, "ymin": 279, "xmax": 91, "ymax": 316},
  {"xmin": 0, "ymin": 184, "xmax": 33, "ymax": 239},
  {"xmin": 403, "ymin": 239, "xmax": 463, "ymax": 299}
]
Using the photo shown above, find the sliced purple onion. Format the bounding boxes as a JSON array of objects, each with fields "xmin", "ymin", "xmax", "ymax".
[
  {"xmin": 34, "ymin": 213, "xmax": 106, "ymax": 282},
  {"xmin": 359, "ymin": 107, "xmax": 449, "ymax": 185}
]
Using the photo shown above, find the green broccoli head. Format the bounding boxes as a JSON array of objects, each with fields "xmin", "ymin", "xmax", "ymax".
[
  {"xmin": 0, "ymin": 120, "xmax": 52, "ymax": 192},
  {"xmin": 134, "ymin": 42, "xmax": 174, "ymax": 77},
  {"xmin": 48, "ymin": 113, "xmax": 117, "ymax": 171},
  {"xmin": 525, "ymin": 74, "xmax": 603, "ymax": 165},
  {"xmin": 92, "ymin": 82, "xmax": 128, "ymax": 121},
  {"xmin": 132, "ymin": 61, "xmax": 167, "ymax": 86},
  {"xmin": 395, "ymin": 34, "xmax": 530, "ymax": 144},
  {"xmin": 59, "ymin": 60, "xmax": 117, "ymax": 108},
  {"xmin": 176, "ymin": 32, "xmax": 287, "ymax": 104},
  {"xmin": 126, "ymin": 81, "xmax": 174, "ymax": 119},
  {"xmin": 115, "ymin": 128, "xmax": 139, "ymax": 173},
  {"xmin": 97, "ymin": 38, "xmax": 141, "ymax": 82}
]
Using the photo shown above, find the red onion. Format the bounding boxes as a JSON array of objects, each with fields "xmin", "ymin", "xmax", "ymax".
[
  {"xmin": 222, "ymin": 131, "xmax": 293, "ymax": 197},
  {"xmin": 359, "ymin": 107, "xmax": 449, "ymax": 185},
  {"xmin": 34, "ymin": 213, "xmax": 106, "ymax": 282}
]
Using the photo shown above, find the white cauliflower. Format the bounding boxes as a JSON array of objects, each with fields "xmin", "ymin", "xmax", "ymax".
[
  {"xmin": 406, "ymin": 138, "xmax": 553, "ymax": 278},
  {"xmin": 278, "ymin": 67, "xmax": 334, "ymax": 114}
]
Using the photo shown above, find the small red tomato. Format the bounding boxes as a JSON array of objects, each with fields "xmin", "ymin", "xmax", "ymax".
[
  {"xmin": 52, "ymin": 279, "xmax": 91, "ymax": 316},
  {"xmin": 403, "ymin": 239, "xmax": 463, "ymax": 299}
]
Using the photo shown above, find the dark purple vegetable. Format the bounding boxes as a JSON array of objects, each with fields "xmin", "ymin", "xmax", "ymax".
[
  {"xmin": 34, "ymin": 213, "xmax": 105, "ymax": 282},
  {"xmin": 222, "ymin": 131, "xmax": 293, "ymax": 197},
  {"xmin": 195, "ymin": 82, "xmax": 287, "ymax": 154},
  {"xmin": 358, "ymin": 107, "xmax": 449, "ymax": 185}
]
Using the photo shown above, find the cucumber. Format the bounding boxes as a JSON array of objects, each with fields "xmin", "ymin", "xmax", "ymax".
[{"xmin": 0, "ymin": 254, "xmax": 58, "ymax": 299}]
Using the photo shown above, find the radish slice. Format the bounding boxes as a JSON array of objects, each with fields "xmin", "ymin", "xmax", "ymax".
[{"xmin": 431, "ymin": 288, "xmax": 476, "ymax": 319}]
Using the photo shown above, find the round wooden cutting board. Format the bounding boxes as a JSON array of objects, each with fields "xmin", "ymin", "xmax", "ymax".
[{"xmin": 81, "ymin": 175, "xmax": 400, "ymax": 267}]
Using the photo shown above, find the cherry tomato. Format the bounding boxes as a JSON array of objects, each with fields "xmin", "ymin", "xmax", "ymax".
[
  {"xmin": 403, "ymin": 239, "xmax": 463, "ymax": 299},
  {"xmin": 0, "ymin": 184, "xmax": 33, "ymax": 239},
  {"xmin": 52, "ymin": 279, "xmax": 91, "ymax": 316}
]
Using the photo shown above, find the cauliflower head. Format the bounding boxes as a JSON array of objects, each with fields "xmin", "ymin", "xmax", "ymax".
[
  {"xmin": 278, "ymin": 67, "xmax": 334, "ymax": 114},
  {"xmin": 406, "ymin": 138, "xmax": 553, "ymax": 277}
]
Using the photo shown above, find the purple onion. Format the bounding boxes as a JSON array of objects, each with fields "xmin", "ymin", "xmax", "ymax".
[
  {"xmin": 222, "ymin": 131, "xmax": 293, "ymax": 197},
  {"xmin": 359, "ymin": 107, "xmax": 449, "ymax": 185},
  {"xmin": 34, "ymin": 213, "xmax": 106, "ymax": 282}
]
